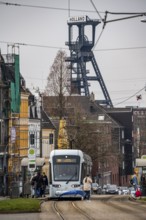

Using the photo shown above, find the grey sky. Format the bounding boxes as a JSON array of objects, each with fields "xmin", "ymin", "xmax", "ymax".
[{"xmin": 0, "ymin": 0, "xmax": 146, "ymax": 107}]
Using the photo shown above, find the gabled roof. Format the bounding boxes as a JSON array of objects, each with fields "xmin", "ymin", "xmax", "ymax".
[
  {"xmin": 41, "ymin": 109, "xmax": 56, "ymax": 130},
  {"xmin": 43, "ymin": 95, "xmax": 122, "ymax": 128}
]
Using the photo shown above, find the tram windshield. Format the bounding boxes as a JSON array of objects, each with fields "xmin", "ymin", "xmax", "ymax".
[{"xmin": 53, "ymin": 155, "xmax": 80, "ymax": 181}]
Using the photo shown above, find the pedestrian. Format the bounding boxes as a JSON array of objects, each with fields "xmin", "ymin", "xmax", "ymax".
[
  {"xmin": 30, "ymin": 172, "xmax": 37, "ymax": 198},
  {"xmin": 41, "ymin": 172, "xmax": 48, "ymax": 197},
  {"xmin": 135, "ymin": 187, "xmax": 142, "ymax": 199},
  {"xmin": 83, "ymin": 174, "xmax": 92, "ymax": 201},
  {"xmin": 132, "ymin": 171, "xmax": 138, "ymax": 190},
  {"xmin": 31, "ymin": 171, "xmax": 43, "ymax": 197},
  {"xmin": 24, "ymin": 178, "xmax": 31, "ymax": 198},
  {"xmin": 140, "ymin": 174, "xmax": 145, "ymax": 185}
]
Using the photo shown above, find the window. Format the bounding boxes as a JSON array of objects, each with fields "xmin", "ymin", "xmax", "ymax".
[
  {"xmin": 0, "ymin": 158, "xmax": 2, "ymax": 169},
  {"xmin": 98, "ymin": 115, "xmax": 105, "ymax": 120},
  {"xmin": 122, "ymin": 145, "xmax": 124, "ymax": 154},
  {"xmin": 122, "ymin": 130, "xmax": 124, "ymax": 139},
  {"xmin": 122, "ymin": 161, "xmax": 125, "ymax": 169},
  {"xmin": 30, "ymin": 133, "xmax": 35, "ymax": 145},
  {"xmin": 49, "ymin": 133, "xmax": 53, "ymax": 144}
]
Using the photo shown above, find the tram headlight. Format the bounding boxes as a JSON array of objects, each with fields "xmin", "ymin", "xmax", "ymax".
[
  {"xmin": 71, "ymin": 184, "xmax": 80, "ymax": 188},
  {"xmin": 52, "ymin": 184, "xmax": 61, "ymax": 188}
]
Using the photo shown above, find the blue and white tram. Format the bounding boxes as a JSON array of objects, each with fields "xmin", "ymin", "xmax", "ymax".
[{"xmin": 49, "ymin": 149, "xmax": 92, "ymax": 199}]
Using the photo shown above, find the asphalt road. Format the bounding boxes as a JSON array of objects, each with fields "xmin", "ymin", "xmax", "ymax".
[{"xmin": 0, "ymin": 195, "xmax": 145, "ymax": 220}]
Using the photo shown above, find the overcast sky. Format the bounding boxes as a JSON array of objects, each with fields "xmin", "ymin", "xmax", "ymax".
[{"xmin": 0, "ymin": 0, "xmax": 146, "ymax": 107}]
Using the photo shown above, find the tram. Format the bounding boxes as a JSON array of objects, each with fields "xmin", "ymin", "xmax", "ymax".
[{"xmin": 49, "ymin": 149, "xmax": 92, "ymax": 199}]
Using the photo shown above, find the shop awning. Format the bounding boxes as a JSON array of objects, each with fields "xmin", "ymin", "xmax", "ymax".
[{"xmin": 21, "ymin": 157, "xmax": 45, "ymax": 167}]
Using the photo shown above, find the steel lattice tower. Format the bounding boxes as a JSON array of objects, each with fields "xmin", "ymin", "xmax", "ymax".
[{"xmin": 65, "ymin": 16, "xmax": 113, "ymax": 107}]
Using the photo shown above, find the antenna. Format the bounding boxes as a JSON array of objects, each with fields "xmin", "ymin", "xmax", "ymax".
[{"xmin": 68, "ymin": 0, "xmax": 70, "ymax": 17}]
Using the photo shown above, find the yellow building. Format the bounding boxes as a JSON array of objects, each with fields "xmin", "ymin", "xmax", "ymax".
[
  {"xmin": 8, "ymin": 89, "xmax": 29, "ymax": 177},
  {"xmin": 58, "ymin": 119, "xmax": 69, "ymax": 149}
]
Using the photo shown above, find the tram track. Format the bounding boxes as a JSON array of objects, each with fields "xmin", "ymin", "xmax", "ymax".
[
  {"xmin": 52, "ymin": 201, "xmax": 65, "ymax": 220},
  {"xmin": 51, "ymin": 200, "xmax": 95, "ymax": 220},
  {"xmin": 71, "ymin": 201, "xmax": 95, "ymax": 220},
  {"xmin": 41, "ymin": 196, "xmax": 146, "ymax": 220},
  {"xmin": 100, "ymin": 195, "xmax": 146, "ymax": 220}
]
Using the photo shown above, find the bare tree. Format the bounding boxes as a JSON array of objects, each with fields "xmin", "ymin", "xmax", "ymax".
[
  {"xmin": 44, "ymin": 50, "xmax": 71, "ymax": 119},
  {"xmin": 45, "ymin": 50, "xmax": 70, "ymax": 96},
  {"xmin": 66, "ymin": 113, "xmax": 121, "ymax": 184}
]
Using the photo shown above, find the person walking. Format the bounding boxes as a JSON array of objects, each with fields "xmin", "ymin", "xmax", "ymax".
[
  {"xmin": 83, "ymin": 174, "xmax": 92, "ymax": 201},
  {"xmin": 31, "ymin": 171, "xmax": 43, "ymax": 197},
  {"xmin": 132, "ymin": 171, "xmax": 138, "ymax": 190},
  {"xmin": 41, "ymin": 172, "xmax": 48, "ymax": 197},
  {"xmin": 30, "ymin": 172, "xmax": 37, "ymax": 198},
  {"xmin": 140, "ymin": 174, "xmax": 145, "ymax": 185}
]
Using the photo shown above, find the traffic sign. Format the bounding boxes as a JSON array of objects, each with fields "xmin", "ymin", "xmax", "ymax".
[
  {"xmin": 28, "ymin": 148, "xmax": 36, "ymax": 171},
  {"xmin": 28, "ymin": 148, "xmax": 36, "ymax": 160},
  {"xmin": 28, "ymin": 160, "xmax": 36, "ymax": 171}
]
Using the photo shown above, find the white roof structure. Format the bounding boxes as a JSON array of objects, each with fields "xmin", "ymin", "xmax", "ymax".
[
  {"xmin": 21, "ymin": 157, "xmax": 45, "ymax": 167},
  {"xmin": 136, "ymin": 158, "xmax": 146, "ymax": 167}
]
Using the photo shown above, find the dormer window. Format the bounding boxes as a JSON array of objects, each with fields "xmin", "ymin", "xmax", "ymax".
[{"xmin": 98, "ymin": 115, "xmax": 105, "ymax": 120}]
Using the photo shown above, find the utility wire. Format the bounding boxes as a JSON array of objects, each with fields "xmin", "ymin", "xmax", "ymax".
[
  {"xmin": 89, "ymin": 0, "xmax": 105, "ymax": 49},
  {"xmin": 90, "ymin": 0, "xmax": 103, "ymax": 21},
  {"xmin": 114, "ymin": 86, "xmax": 145, "ymax": 106},
  {"xmin": 0, "ymin": 1, "xmax": 103, "ymax": 13},
  {"xmin": 106, "ymin": 11, "xmax": 146, "ymax": 15},
  {"xmin": 68, "ymin": 0, "xmax": 70, "ymax": 17},
  {"xmin": 105, "ymin": 13, "xmax": 145, "ymax": 24},
  {"xmin": 1, "ymin": 1, "xmax": 145, "ymax": 16},
  {"xmin": 95, "ymin": 46, "xmax": 146, "ymax": 52},
  {"xmin": 0, "ymin": 40, "xmax": 146, "ymax": 52},
  {"xmin": 93, "ymin": 29, "xmax": 104, "ymax": 49},
  {"xmin": 0, "ymin": 40, "xmax": 66, "ymax": 50}
]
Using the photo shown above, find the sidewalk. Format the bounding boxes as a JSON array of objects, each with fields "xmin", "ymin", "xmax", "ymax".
[
  {"xmin": 0, "ymin": 194, "xmax": 49, "ymax": 201},
  {"xmin": 0, "ymin": 196, "xmax": 10, "ymax": 200}
]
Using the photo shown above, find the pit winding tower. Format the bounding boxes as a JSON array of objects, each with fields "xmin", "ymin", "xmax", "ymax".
[{"xmin": 65, "ymin": 15, "xmax": 113, "ymax": 107}]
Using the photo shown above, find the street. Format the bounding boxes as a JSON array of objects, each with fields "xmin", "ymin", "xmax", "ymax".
[{"xmin": 0, "ymin": 195, "xmax": 146, "ymax": 220}]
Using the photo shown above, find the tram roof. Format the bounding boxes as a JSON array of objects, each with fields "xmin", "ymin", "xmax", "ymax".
[
  {"xmin": 50, "ymin": 149, "xmax": 88, "ymax": 158},
  {"xmin": 50, "ymin": 149, "xmax": 92, "ymax": 164}
]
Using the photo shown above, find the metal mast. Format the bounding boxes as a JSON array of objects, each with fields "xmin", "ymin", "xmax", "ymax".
[{"xmin": 65, "ymin": 15, "xmax": 113, "ymax": 107}]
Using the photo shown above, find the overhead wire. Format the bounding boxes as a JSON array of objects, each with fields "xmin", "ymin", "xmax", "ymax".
[
  {"xmin": 0, "ymin": 40, "xmax": 66, "ymax": 50},
  {"xmin": 0, "ymin": 1, "xmax": 145, "ymax": 15},
  {"xmin": 89, "ymin": 0, "xmax": 103, "ymax": 20},
  {"xmin": 1, "ymin": 40, "xmax": 146, "ymax": 52},
  {"xmin": 0, "ymin": 1, "xmax": 103, "ymax": 13},
  {"xmin": 89, "ymin": 0, "xmax": 146, "ymax": 107},
  {"xmin": 106, "ymin": 11, "xmax": 146, "ymax": 15},
  {"xmin": 89, "ymin": 0, "xmax": 106, "ymax": 49},
  {"xmin": 105, "ymin": 13, "xmax": 145, "ymax": 24},
  {"xmin": 94, "ymin": 46, "xmax": 146, "ymax": 52},
  {"xmin": 114, "ymin": 86, "xmax": 145, "ymax": 106}
]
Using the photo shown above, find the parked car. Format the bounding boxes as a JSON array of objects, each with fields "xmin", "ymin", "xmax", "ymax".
[
  {"xmin": 91, "ymin": 183, "xmax": 102, "ymax": 194},
  {"xmin": 119, "ymin": 186, "xmax": 129, "ymax": 195},
  {"xmin": 97, "ymin": 185, "xmax": 102, "ymax": 194},
  {"xmin": 102, "ymin": 184, "xmax": 110, "ymax": 194},
  {"xmin": 105, "ymin": 184, "xmax": 119, "ymax": 194},
  {"xmin": 91, "ymin": 183, "xmax": 98, "ymax": 194}
]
